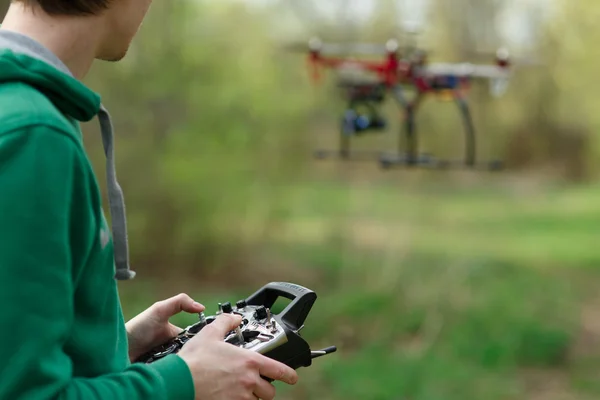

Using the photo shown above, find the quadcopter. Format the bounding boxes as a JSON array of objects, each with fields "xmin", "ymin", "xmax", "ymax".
[{"xmin": 287, "ymin": 36, "xmax": 519, "ymax": 170}]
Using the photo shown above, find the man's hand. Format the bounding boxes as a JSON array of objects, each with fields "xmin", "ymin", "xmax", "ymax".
[
  {"xmin": 178, "ymin": 313, "xmax": 298, "ymax": 400},
  {"xmin": 126, "ymin": 293, "xmax": 205, "ymax": 362}
]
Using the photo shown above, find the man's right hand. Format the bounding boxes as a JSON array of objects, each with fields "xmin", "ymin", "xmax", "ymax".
[{"xmin": 177, "ymin": 313, "xmax": 299, "ymax": 400}]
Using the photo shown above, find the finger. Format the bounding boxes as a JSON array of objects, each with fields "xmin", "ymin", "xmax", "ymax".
[
  {"xmin": 181, "ymin": 299, "xmax": 205, "ymax": 314},
  {"xmin": 257, "ymin": 355, "xmax": 298, "ymax": 385},
  {"xmin": 152, "ymin": 293, "xmax": 205, "ymax": 319},
  {"xmin": 253, "ymin": 377, "xmax": 276, "ymax": 400},
  {"xmin": 199, "ymin": 313, "xmax": 243, "ymax": 340}
]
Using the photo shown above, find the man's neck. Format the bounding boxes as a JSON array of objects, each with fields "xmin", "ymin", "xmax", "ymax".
[{"xmin": 0, "ymin": 3, "xmax": 105, "ymax": 79}]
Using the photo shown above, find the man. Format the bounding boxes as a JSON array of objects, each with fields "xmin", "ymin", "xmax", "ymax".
[{"xmin": 0, "ymin": 0, "xmax": 298, "ymax": 399}]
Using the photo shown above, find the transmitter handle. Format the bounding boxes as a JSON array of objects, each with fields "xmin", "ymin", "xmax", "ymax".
[{"xmin": 245, "ymin": 282, "xmax": 317, "ymax": 331}]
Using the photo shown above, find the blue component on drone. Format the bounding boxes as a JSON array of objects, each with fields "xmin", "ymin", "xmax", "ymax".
[
  {"xmin": 342, "ymin": 109, "xmax": 386, "ymax": 135},
  {"xmin": 445, "ymin": 75, "xmax": 459, "ymax": 88},
  {"xmin": 355, "ymin": 115, "xmax": 370, "ymax": 130},
  {"xmin": 434, "ymin": 75, "xmax": 459, "ymax": 89}
]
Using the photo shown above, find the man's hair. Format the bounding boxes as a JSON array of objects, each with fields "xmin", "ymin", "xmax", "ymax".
[{"xmin": 13, "ymin": 0, "xmax": 111, "ymax": 16}]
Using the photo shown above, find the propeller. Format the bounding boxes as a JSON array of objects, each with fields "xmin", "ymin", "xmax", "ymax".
[
  {"xmin": 282, "ymin": 39, "xmax": 390, "ymax": 56},
  {"xmin": 281, "ymin": 36, "xmax": 423, "ymax": 57},
  {"xmin": 465, "ymin": 46, "xmax": 544, "ymax": 67}
]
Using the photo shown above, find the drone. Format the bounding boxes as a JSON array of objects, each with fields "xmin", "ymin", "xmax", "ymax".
[{"xmin": 286, "ymin": 36, "xmax": 519, "ymax": 170}]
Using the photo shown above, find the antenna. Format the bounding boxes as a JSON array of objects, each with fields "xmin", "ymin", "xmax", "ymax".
[{"xmin": 310, "ymin": 346, "xmax": 337, "ymax": 359}]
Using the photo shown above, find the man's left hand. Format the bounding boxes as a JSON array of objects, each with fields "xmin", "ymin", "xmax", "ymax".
[{"xmin": 125, "ymin": 293, "xmax": 205, "ymax": 362}]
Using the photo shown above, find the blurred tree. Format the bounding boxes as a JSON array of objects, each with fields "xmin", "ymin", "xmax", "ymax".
[
  {"xmin": 430, "ymin": 0, "xmax": 504, "ymax": 59},
  {"xmin": 501, "ymin": 0, "xmax": 593, "ymax": 180},
  {"xmin": 82, "ymin": 0, "xmax": 320, "ymax": 277}
]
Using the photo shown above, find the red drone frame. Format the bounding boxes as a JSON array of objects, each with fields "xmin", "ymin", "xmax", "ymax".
[{"xmin": 305, "ymin": 37, "xmax": 512, "ymax": 97}]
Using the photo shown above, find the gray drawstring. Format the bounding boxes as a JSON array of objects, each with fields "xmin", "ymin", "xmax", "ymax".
[{"xmin": 98, "ymin": 105, "xmax": 135, "ymax": 280}]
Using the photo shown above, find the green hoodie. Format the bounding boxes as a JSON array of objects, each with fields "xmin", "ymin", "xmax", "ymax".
[{"xmin": 0, "ymin": 30, "xmax": 194, "ymax": 399}]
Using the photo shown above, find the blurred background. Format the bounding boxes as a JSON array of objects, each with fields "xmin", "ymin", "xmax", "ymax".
[{"xmin": 5, "ymin": 0, "xmax": 600, "ymax": 398}]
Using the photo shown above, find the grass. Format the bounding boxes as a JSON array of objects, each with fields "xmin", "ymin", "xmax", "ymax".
[{"xmin": 118, "ymin": 173, "xmax": 600, "ymax": 400}]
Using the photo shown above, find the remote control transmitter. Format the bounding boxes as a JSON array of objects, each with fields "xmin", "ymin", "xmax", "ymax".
[{"xmin": 135, "ymin": 282, "xmax": 337, "ymax": 376}]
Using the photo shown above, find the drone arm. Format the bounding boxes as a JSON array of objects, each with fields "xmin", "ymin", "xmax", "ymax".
[
  {"xmin": 310, "ymin": 56, "xmax": 392, "ymax": 78},
  {"xmin": 418, "ymin": 64, "xmax": 510, "ymax": 79}
]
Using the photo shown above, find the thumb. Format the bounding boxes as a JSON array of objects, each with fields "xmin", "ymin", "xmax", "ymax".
[
  {"xmin": 152, "ymin": 293, "xmax": 204, "ymax": 320},
  {"xmin": 200, "ymin": 314, "xmax": 243, "ymax": 340}
]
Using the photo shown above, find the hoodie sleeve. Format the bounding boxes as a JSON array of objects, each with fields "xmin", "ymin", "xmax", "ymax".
[{"xmin": 0, "ymin": 125, "xmax": 194, "ymax": 400}]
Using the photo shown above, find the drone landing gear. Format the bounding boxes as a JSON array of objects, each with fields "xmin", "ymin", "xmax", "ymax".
[
  {"xmin": 313, "ymin": 116, "xmax": 387, "ymax": 161},
  {"xmin": 314, "ymin": 149, "xmax": 384, "ymax": 161},
  {"xmin": 379, "ymin": 153, "xmax": 503, "ymax": 171},
  {"xmin": 381, "ymin": 92, "xmax": 504, "ymax": 171}
]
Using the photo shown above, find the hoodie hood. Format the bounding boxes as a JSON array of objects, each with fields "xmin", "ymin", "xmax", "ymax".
[{"xmin": 0, "ymin": 29, "xmax": 135, "ymax": 281}]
